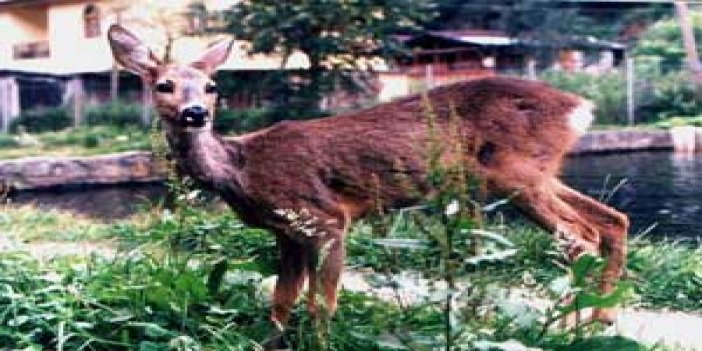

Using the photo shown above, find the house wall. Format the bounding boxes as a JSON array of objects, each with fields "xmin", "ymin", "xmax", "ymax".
[{"xmin": 0, "ymin": 0, "xmax": 117, "ymax": 74}]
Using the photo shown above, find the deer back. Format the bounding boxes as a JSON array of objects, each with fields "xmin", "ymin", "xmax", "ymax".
[{"xmin": 231, "ymin": 77, "xmax": 587, "ymax": 234}]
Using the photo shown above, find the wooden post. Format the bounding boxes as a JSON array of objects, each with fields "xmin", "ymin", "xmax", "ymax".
[
  {"xmin": 626, "ymin": 57, "xmax": 635, "ymax": 126},
  {"xmin": 70, "ymin": 77, "xmax": 85, "ymax": 127},
  {"xmin": 0, "ymin": 77, "xmax": 20, "ymax": 133},
  {"xmin": 425, "ymin": 64, "xmax": 434, "ymax": 90},
  {"xmin": 141, "ymin": 77, "xmax": 151, "ymax": 126},
  {"xmin": 110, "ymin": 7, "xmax": 126, "ymax": 101},
  {"xmin": 527, "ymin": 57, "xmax": 537, "ymax": 80}
]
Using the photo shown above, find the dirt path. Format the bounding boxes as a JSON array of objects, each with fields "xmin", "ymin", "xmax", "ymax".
[{"xmin": 3, "ymin": 241, "xmax": 700, "ymax": 350}]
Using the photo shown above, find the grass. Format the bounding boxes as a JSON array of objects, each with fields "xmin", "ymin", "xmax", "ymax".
[
  {"xmin": 0, "ymin": 126, "xmax": 151, "ymax": 160},
  {"xmin": 3, "ymin": 204, "xmax": 702, "ymax": 314},
  {"xmin": 0, "ymin": 203, "xmax": 698, "ymax": 349},
  {"xmin": 0, "ymin": 205, "xmax": 111, "ymax": 242}
]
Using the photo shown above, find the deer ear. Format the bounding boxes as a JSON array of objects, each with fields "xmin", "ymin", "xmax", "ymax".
[
  {"xmin": 191, "ymin": 38, "xmax": 234, "ymax": 75},
  {"xmin": 107, "ymin": 25, "xmax": 161, "ymax": 82}
]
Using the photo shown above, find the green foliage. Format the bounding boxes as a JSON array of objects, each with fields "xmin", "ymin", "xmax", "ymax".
[
  {"xmin": 10, "ymin": 106, "xmax": 72, "ymax": 133},
  {"xmin": 224, "ymin": 0, "xmax": 433, "ymax": 116},
  {"xmin": 85, "ymin": 100, "xmax": 151, "ymax": 128},
  {"xmin": 0, "ymin": 126, "xmax": 151, "ymax": 159},
  {"xmin": 633, "ymin": 14, "xmax": 699, "ymax": 71},
  {"xmin": 430, "ymin": 1, "xmax": 670, "ymax": 41},
  {"xmin": 540, "ymin": 71, "xmax": 627, "ymax": 125},
  {"xmin": 636, "ymin": 71, "xmax": 702, "ymax": 121},
  {"xmin": 627, "ymin": 238, "xmax": 702, "ymax": 311},
  {"xmin": 214, "ymin": 108, "xmax": 273, "ymax": 134},
  {"xmin": 0, "ymin": 134, "xmax": 18, "ymax": 148}
]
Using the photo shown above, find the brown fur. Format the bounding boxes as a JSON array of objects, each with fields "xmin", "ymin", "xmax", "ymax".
[{"xmin": 107, "ymin": 25, "xmax": 629, "ymax": 332}]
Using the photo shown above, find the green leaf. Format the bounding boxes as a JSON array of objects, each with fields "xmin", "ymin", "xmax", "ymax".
[
  {"xmin": 557, "ymin": 282, "xmax": 633, "ymax": 316},
  {"xmin": 373, "ymin": 238, "xmax": 429, "ymax": 250},
  {"xmin": 465, "ymin": 249, "xmax": 518, "ymax": 265},
  {"xmin": 207, "ymin": 258, "xmax": 228, "ymax": 295},
  {"xmin": 561, "ymin": 336, "xmax": 645, "ymax": 351}
]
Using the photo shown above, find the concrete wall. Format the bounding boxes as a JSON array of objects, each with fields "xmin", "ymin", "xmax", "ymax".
[
  {"xmin": 0, "ymin": 151, "xmax": 166, "ymax": 190},
  {"xmin": 3, "ymin": 129, "xmax": 702, "ymax": 191}
]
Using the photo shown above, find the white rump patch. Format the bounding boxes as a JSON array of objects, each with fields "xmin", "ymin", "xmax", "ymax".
[{"xmin": 567, "ymin": 99, "xmax": 595, "ymax": 135}]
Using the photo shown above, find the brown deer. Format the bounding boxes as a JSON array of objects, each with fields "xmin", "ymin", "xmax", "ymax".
[{"xmin": 107, "ymin": 25, "xmax": 628, "ymax": 339}]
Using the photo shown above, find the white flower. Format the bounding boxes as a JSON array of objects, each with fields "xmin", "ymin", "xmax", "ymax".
[{"xmin": 445, "ymin": 199, "xmax": 460, "ymax": 216}]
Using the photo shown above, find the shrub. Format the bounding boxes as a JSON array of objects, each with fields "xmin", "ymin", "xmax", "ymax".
[
  {"xmin": 0, "ymin": 134, "xmax": 18, "ymax": 148},
  {"xmin": 636, "ymin": 71, "xmax": 702, "ymax": 122},
  {"xmin": 85, "ymin": 100, "xmax": 150, "ymax": 127},
  {"xmin": 214, "ymin": 108, "xmax": 273, "ymax": 134},
  {"xmin": 9, "ymin": 107, "xmax": 72, "ymax": 133},
  {"xmin": 540, "ymin": 71, "xmax": 627, "ymax": 125}
]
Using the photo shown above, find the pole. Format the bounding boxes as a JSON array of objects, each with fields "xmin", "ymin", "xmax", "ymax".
[{"xmin": 626, "ymin": 57, "xmax": 635, "ymax": 126}]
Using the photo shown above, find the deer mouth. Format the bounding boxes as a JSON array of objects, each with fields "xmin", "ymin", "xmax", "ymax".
[{"xmin": 180, "ymin": 115, "xmax": 209, "ymax": 128}]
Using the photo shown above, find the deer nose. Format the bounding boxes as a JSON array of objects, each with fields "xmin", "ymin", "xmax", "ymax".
[{"xmin": 180, "ymin": 105, "xmax": 210, "ymax": 128}]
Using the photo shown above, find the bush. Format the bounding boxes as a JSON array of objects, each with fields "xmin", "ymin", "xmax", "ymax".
[
  {"xmin": 540, "ymin": 71, "xmax": 627, "ymax": 125},
  {"xmin": 214, "ymin": 108, "xmax": 273, "ymax": 134},
  {"xmin": 636, "ymin": 71, "xmax": 702, "ymax": 122},
  {"xmin": 0, "ymin": 135, "xmax": 18, "ymax": 148},
  {"xmin": 86, "ymin": 100, "xmax": 150, "ymax": 127},
  {"xmin": 9, "ymin": 107, "xmax": 72, "ymax": 133}
]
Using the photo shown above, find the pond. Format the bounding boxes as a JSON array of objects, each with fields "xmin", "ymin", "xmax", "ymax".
[
  {"xmin": 563, "ymin": 151, "xmax": 702, "ymax": 238},
  {"xmin": 7, "ymin": 151, "xmax": 702, "ymax": 238}
]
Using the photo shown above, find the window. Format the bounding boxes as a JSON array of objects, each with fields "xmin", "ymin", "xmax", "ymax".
[
  {"xmin": 83, "ymin": 4, "xmax": 101, "ymax": 38},
  {"xmin": 185, "ymin": 2, "xmax": 207, "ymax": 35}
]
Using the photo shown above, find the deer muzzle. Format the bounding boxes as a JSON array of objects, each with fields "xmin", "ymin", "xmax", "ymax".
[{"xmin": 180, "ymin": 105, "xmax": 210, "ymax": 128}]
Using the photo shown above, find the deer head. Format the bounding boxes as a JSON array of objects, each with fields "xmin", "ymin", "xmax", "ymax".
[{"xmin": 107, "ymin": 25, "xmax": 234, "ymax": 132}]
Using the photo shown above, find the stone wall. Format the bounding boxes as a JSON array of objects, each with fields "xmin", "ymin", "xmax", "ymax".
[
  {"xmin": 570, "ymin": 129, "xmax": 673, "ymax": 154},
  {"xmin": 2, "ymin": 130, "xmax": 700, "ymax": 190},
  {"xmin": 0, "ymin": 151, "xmax": 167, "ymax": 190}
]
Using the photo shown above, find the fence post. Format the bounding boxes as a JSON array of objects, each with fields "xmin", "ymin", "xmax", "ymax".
[
  {"xmin": 69, "ymin": 77, "xmax": 85, "ymax": 127},
  {"xmin": 425, "ymin": 64, "xmax": 434, "ymax": 90},
  {"xmin": 0, "ymin": 77, "xmax": 20, "ymax": 133},
  {"xmin": 626, "ymin": 56, "xmax": 635, "ymax": 126},
  {"xmin": 527, "ymin": 57, "xmax": 537, "ymax": 80},
  {"xmin": 141, "ymin": 77, "xmax": 151, "ymax": 126}
]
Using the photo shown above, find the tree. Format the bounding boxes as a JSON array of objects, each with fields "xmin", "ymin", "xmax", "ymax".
[
  {"xmin": 428, "ymin": 0, "xmax": 670, "ymax": 42},
  {"xmin": 633, "ymin": 8, "xmax": 702, "ymax": 72},
  {"xmin": 674, "ymin": 1, "xmax": 702, "ymax": 88},
  {"xmin": 224, "ymin": 0, "xmax": 433, "ymax": 118}
]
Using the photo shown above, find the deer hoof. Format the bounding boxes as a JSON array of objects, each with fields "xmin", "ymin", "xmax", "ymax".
[
  {"xmin": 262, "ymin": 319, "xmax": 290, "ymax": 351},
  {"xmin": 592, "ymin": 308, "xmax": 617, "ymax": 325}
]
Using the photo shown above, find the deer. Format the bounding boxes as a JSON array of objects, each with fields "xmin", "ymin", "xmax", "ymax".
[{"xmin": 107, "ymin": 24, "xmax": 629, "ymax": 346}]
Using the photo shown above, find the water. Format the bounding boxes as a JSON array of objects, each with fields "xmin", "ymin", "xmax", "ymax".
[
  {"xmin": 10, "ymin": 183, "xmax": 167, "ymax": 220},
  {"xmin": 8, "ymin": 151, "xmax": 702, "ymax": 237},
  {"xmin": 562, "ymin": 151, "xmax": 702, "ymax": 238}
]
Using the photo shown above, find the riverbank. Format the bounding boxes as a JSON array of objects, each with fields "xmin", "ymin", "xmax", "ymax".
[{"xmin": 2, "ymin": 129, "xmax": 701, "ymax": 191}]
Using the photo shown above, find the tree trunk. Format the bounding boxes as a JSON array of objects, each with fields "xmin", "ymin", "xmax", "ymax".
[{"xmin": 674, "ymin": 1, "xmax": 702, "ymax": 90}]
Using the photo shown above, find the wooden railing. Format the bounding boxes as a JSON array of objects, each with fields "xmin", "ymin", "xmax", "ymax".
[{"xmin": 13, "ymin": 41, "xmax": 50, "ymax": 60}]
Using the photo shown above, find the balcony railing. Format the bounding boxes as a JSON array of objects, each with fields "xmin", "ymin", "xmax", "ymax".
[{"xmin": 13, "ymin": 41, "xmax": 50, "ymax": 60}]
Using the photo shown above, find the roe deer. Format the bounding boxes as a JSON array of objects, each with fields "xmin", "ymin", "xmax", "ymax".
[{"xmin": 107, "ymin": 25, "xmax": 629, "ymax": 337}]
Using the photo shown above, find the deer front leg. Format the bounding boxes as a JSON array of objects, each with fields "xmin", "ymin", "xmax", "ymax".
[{"xmin": 265, "ymin": 234, "xmax": 308, "ymax": 350}]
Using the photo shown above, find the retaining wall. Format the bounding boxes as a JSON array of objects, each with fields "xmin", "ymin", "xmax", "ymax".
[{"xmin": 2, "ymin": 130, "xmax": 700, "ymax": 190}]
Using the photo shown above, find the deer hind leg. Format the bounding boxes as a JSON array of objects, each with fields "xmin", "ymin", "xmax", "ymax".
[
  {"xmin": 506, "ymin": 180, "xmax": 604, "ymax": 326},
  {"xmin": 552, "ymin": 180, "xmax": 629, "ymax": 323},
  {"xmin": 509, "ymin": 182, "xmax": 602, "ymax": 260},
  {"xmin": 306, "ymin": 230, "xmax": 346, "ymax": 319}
]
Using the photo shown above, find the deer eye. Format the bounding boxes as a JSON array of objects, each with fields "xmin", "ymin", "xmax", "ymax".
[
  {"xmin": 205, "ymin": 82, "xmax": 218, "ymax": 94},
  {"xmin": 155, "ymin": 80, "xmax": 175, "ymax": 94}
]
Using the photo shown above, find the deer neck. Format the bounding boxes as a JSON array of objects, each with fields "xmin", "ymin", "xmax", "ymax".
[{"xmin": 165, "ymin": 127, "xmax": 245, "ymax": 192}]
